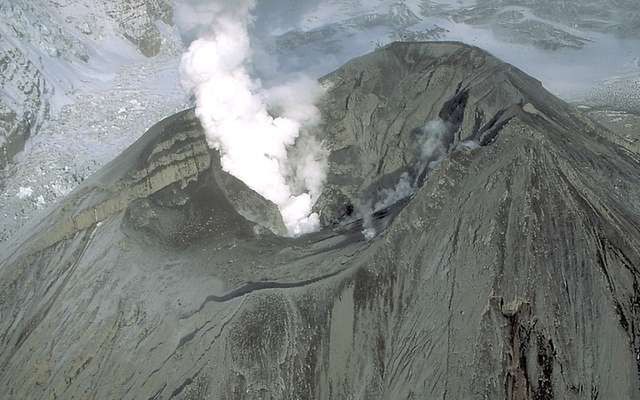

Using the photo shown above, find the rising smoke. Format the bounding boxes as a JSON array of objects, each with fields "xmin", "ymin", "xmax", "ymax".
[
  {"xmin": 179, "ymin": 0, "xmax": 327, "ymax": 237},
  {"xmin": 361, "ymin": 118, "xmax": 456, "ymax": 239}
]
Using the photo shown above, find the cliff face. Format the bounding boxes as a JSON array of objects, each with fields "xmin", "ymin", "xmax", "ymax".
[
  {"xmin": 0, "ymin": 42, "xmax": 49, "ymax": 169},
  {"xmin": 1, "ymin": 42, "xmax": 640, "ymax": 399}
]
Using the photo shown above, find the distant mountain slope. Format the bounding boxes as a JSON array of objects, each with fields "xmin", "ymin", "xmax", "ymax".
[
  {"xmin": 0, "ymin": 0, "xmax": 175, "ymax": 169},
  {"xmin": 266, "ymin": 0, "xmax": 640, "ymax": 102},
  {"xmin": 1, "ymin": 42, "xmax": 639, "ymax": 399}
]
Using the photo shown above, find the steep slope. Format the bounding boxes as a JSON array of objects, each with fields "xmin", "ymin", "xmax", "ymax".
[{"xmin": 1, "ymin": 42, "xmax": 640, "ymax": 399}]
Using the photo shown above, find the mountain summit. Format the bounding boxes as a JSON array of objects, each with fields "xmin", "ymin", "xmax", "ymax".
[{"xmin": 1, "ymin": 42, "xmax": 640, "ymax": 399}]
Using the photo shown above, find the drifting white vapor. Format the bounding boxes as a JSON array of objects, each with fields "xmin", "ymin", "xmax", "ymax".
[
  {"xmin": 360, "ymin": 118, "xmax": 453, "ymax": 239},
  {"xmin": 179, "ymin": 0, "xmax": 327, "ymax": 236}
]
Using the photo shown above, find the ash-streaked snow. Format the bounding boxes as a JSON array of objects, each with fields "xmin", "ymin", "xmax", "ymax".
[{"xmin": 0, "ymin": 55, "xmax": 189, "ymax": 242}]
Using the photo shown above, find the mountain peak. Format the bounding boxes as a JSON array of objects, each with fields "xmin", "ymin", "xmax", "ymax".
[{"xmin": 2, "ymin": 42, "xmax": 640, "ymax": 399}]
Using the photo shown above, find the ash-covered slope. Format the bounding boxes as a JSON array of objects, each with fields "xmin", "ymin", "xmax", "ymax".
[{"xmin": 2, "ymin": 42, "xmax": 640, "ymax": 399}]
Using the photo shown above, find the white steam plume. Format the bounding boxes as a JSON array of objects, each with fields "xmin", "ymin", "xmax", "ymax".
[
  {"xmin": 360, "ymin": 118, "xmax": 453, "ymax": 239},
  {"xmin": 179, "ymin": 0, "xmax": 327, "ymax": 237}
]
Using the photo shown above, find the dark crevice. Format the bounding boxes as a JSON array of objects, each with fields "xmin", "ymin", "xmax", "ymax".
[
  {"xmin": 479, "ymin": 113, "xmax": 516, "ymax": 146},
  {"xmin": 632, "ymin": 280, "xmax": 640, "ymax": 389},
  {"xmin": 146, "ymin": 383, "xmax": 167, "ymax": 400},
  {"xmin": 470, "ymin": 107, "xmax": 485, "ymax": 141},
  {"xmin": 615, "ymin": 301, "xmax": 630, "ymax": 332},
  {"xmin": 533, "ymin": 336, "xmax": 555, "ymax": 400},
  {"xmin": 438, "ymin": 88, "xmax": 468, "ymax": 134},
  {"xmin": 168, "ymin": 365, "xmax": 206, "ymax": 400},
  {"xmin": 502, "ymin": 301, "xmax": 535, "ymax": 400},
  {"xmin": 182, "ymin": 268, "xmax": 345, "ymax": 320},
  {"xmin": 353, "ymin": 70, "xmax": 365, "ymax": 89},
  {"xmin": 595, "ymin": 233, "xmax": 632, "ymax": 336}
]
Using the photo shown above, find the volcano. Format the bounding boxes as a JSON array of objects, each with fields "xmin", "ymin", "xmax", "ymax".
[{"xmin": 1, "ymin": 42, "xmax": 640, "ymax": 399}]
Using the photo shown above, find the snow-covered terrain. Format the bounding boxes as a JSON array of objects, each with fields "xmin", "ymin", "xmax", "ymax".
[
  {"xmin": 0, "ymin": 0, "xmax": 178, "ymax": 169},
  {"xmin": 0, "ymin": 0, "xmax": 186, "ymax": 241},
  {"xmin": 0, "ymin": 54, "xmax": 189, "ymax": 242}
]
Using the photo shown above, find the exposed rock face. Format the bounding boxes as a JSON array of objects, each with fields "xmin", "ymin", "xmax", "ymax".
[
  {"xmin": 1, "ymin": 42, "xmax": 640, "ymax": 399},
  {"xmin": 103, "ymin": 0, "xmax": 174, "ymax": 57},
  {"xmin": 0, "ymin": 43, "xmax": 49, "ymax": 168}
]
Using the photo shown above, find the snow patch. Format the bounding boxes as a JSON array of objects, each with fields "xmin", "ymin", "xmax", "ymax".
[{"xmin": 16, "ymin": 187, "xmax": 33, "ymax": 199}]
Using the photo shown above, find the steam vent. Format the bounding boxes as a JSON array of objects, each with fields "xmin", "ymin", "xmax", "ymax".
[{"xmin": 2, "ymin": 42, "xmax": 640, "ymax": 399}]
